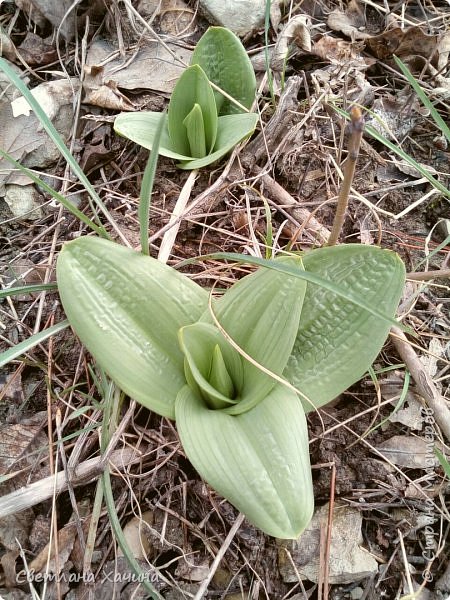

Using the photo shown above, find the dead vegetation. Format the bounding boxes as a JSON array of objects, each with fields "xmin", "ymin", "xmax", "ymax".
[{"xmin": 0, "ymin": 0, "xmax": 449, "ymax": 599}]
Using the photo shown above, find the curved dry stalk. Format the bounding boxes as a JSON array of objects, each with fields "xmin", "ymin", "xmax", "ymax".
[{"xmin": 327, "ymin": 107, "xmax": 364, "ymax": 246}]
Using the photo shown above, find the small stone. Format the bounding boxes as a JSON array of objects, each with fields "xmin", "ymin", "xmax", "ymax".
[{"xmin": 4, "ymin": 184, "xmax": 43, "ymax": 220}]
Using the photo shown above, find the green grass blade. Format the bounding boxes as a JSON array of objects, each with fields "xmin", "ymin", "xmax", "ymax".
[
  {"xmin": 101, "ymin": 469, "xmax": 163, "ymax": 599},
  {"xmin": 139, "ymin": 112, "xmax": 165, "ymax": 255},
  {"xmin": 0, "ymin": 57, "xmax": 120, "ymax": 237},
  {"xmin": 394, "ymin": 56, "xmax": 450, "ymax": 142},
  {"xmin": 416, "ymin": 231, "xmax": 450, "ymax": 268},
  {"xmin": 435, "ymin": 447, "xmax": 450, "ymax": 479},
  {"xmin": 0, "ymin": 282, "xmax": 58, "ymax": 299},
  {"xmin": 0, "ymin": 149, "xmax": 105, "ymax": 235},
  {"xmin": 332, "ymin": 105, "xmax": 450, "ymax": 200},
  {"xmin": 202, "ymin": 252, "xmax": 405, "ymax": 329},
  {"xmin": 0, "ymin": 320, "xmax": 69, "ymax": 368}
]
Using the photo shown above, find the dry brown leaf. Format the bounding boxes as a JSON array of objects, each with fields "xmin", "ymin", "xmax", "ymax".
[
  {"xmin": 14, "ymin": 0, "xmax": 47, "ymax": 29},
  {"xmin": 366, "ymin": 26, "xmax": 437, "ymax": 61},
  {"xmin": 29, "ymin": 521, "xmax": 77, "ymax": 574},
  {"xmin": 312, "ymin": 35, "xmax": 371, "ymax": 69},
  {"xmin": 158, "ymin": 0, "xmax": 195, "ymax": 36},
  {"xmin": 17, "ymin": 33, "xmax": 57, "ymax": 66},
  {"xmin": 375, "ymin": 435, "xmax": 440, "ymax": 468},
  {"xmin": 16, "ymin": 0, "xmax": 77, "ymax": 41},
  {"xmin": 83, "ymin": 66, "xmax": 137, "ymax": 111},
  {"xmin": 86, "ymin": 39, "xmax": 191, "ymax": 95},
  {"xmin": 0, "ymin": 75, "xmax": 78, "ymax": 186},
  {"xmin": 327, "ymin": 0, "xmax": 371, "ymax": 41}
]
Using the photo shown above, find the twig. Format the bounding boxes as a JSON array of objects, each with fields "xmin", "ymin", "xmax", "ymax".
[
  {"xmin": 406, "ymin": 269, "xmax": 450, "ymax": 281},
  {"xmin": 0, "ymin": 447, "xmax": 142, "ymax": 519},
  {"xmin": 390, "ymin": 326, "xmax": 450, "ymax": 442},
  {"xmin": 327, "ymin": 107, "xmax": 364, "ymax": 246},
  {"xmin": 193, "ymin": 512, "xmax": 245, "ymax": 599}
]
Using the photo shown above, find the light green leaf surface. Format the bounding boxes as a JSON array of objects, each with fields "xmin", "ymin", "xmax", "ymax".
[
  {"xmin": 191, "ymin": 27, "xmax": 256, "ymax": 115},
  {"xmin": 183, "ymin": 103, "xmax": 207, "ymax": 158},
  {"xmin": 177, "ymin": 113, "xmax": 258, "ymax": 169},
  {"xmin": 284, "ymin": 245, "xmax": 406, "ymax": 411},
  {"xmin": 56, "ymin": 237, "xmax": 209, "ymax": 419},
  {"xmin": 114, "ymin": 112, "xmax": 258, "ymax": 169},
  {"xmin": 175, "ymin": 383, "xmax": 314, "ymax": 539},
  {"xmin": 179, "ymin": 323, "xmax": 243, "ymax": 409},
  {"xmin": 114, "ymin": 113, "xmax": 192, "ymax": 160},
  {"xmin": 201, "ymin": 256, "xmax": 307, "ymax": 415},
  {"xmin": 168, "ymin": 64, "xmax": 218, "ymax": 155}
]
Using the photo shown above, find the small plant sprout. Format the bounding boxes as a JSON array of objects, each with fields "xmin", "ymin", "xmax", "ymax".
[
  {"xmin": 114, "ymin": 27, "xmax": 258, "ymax": 169},
  {"xmin": 56, "ymin": 238, "xmax": 405, "ymax": 538}
]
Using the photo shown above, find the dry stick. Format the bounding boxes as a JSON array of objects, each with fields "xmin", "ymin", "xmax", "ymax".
[
  {"xmin": 406, "ymin": 269, "xmax": 450, "ymax": 281},
  {"xmin": 193, "ymin": 513, "xmax": 245, "ymax": 600},
  {"xmin": 327, "ymin": 107, "xmax": 364, "ymax": 246},
  {"xmin": 0, "ymin": 447, "xmax": 142, "ymax": 520},
  {"xmin": 390, "ymin": 326, "xmax": 450, "ymax": 442},
  {"xmin": 252, "ymin": 165, "xmax": 330, "ymax": 244}
]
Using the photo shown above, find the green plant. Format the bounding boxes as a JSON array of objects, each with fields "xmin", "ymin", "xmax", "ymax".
[
  {"xmin": 56, "ymin": 238, "xmax": 405, "ymax": 538},
  {"xmin": 114, "ymin": 27, "xmax": 258, "ymax": 169}
]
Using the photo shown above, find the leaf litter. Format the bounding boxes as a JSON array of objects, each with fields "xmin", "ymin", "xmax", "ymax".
[{"xmin": 0, "ymin": 0, "xmax": 449, "ymax": 597}]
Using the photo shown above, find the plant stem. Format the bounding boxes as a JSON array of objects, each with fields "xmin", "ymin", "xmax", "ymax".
[{"xmin": 327, "ymin": 107, "xmax": 364, "ymax": 246}]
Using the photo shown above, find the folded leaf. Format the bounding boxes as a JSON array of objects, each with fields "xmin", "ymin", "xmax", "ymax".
[
  {"xmin": 183, "ymin": 103, "xmax": 207, "ymax": 158},
  {"xmin": 179, "ymin": 322, "xmax": 242, "ymax": 409},
  {"xmin": 284, "ymin": 245, "xmax": 406, "ymax": 411},
  {"xmin": 56, "ymin": 237, "xmax": 209, "ymax": 419},
  {"xmin": 168, "ymin": 64, "xmax": 218, "ymax": 156},
  {"xmin": 114, "ymin": 112, "xmax": 258, "ymax": 170},
  {"xmin": 201, "ymin": 256, "xmax": 307, "ymax": 415},
  {"xmin": 177, "ymin": 113, "xmax": 258, "ymax": 169},
  {"xmin": 190, "ymin": 27, "xmax": 256, "ymax": 115},
  {"xmin": 176, "ymin": 383, "xmax": 314, "ymax": 539}
]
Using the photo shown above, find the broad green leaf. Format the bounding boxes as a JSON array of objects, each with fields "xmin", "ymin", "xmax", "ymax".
[
  {"xmin": 168, "ymin": 65, "xmax": 218, "ymax": 156},
  {"xmin": 183, "ymin": 103, "xmax": 207, "ymax": 158},
  {"xmin": 284, "ymin": 245, "xmax": 406, "ymax": 411},
  {"xmin": 177, "ymin": 112, "xmax": 258, "ymax": 170},
  {"xmin": 176, "ymin": 383, "xmax": 314, "ymax": 539},
  {"xmin": 114, "ymin": 113, "xmax": 192, "ymax": 160},
  {"xmin": 201, "ymin": 256, "xmax": 307, "ymax": 415},
  {"xmin": 56, "ymin": 237, "xmax": 209, "ymax": 419},
  {"xmin": 114, "ymin": 112, "xmax": 258, "ymax": 170},
  {"xmin": 191, "ymin": 27, "xmax": 256, "ymax": 115},
  {"xmin": 179, "ymin": 323, "xmax": 242, "ymax": 409}
]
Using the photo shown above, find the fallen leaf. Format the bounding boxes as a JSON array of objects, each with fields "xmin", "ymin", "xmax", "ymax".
[
  {"xmin": 0, "ymin": 74, "xmax": 77, "ymax": 185},
  {"xmin": 83, "ymin": 66, "xmax": 137, "ymax": 111},
  {"xmin": 366, "ymin": 27, "xmax": 437, "ymax": 61},
  {"xmin": 86, "ymin": 38, "xmax": 191, "ymax": 95},
  {"xmin": 17, "ymin": 33, "xmax": 57, "ymax": 66},
  {"xmin": 312, "ymin": 35, "xmax": 371, "ymax": 69},
  {"xmin": 375, "ymin": 435, "xmax": 439, "ymax": 468},
  {"xmin": 327, "ymin": 0, "xmax": 371, "ymax": 41},
  {"xmin": 16, "ymin": 0, "xmax": 77, "ymax": 41}
]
